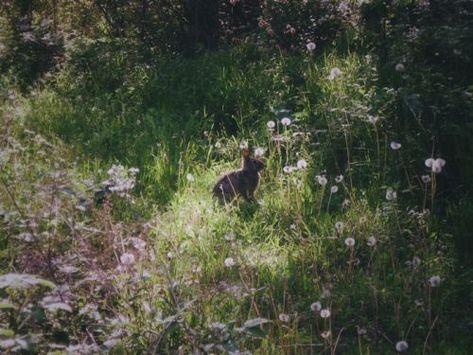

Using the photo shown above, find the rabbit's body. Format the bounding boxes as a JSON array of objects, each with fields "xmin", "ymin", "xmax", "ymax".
[{"xmin": 213, "ymin": 150, "xmax": 264, "ymax": 204}]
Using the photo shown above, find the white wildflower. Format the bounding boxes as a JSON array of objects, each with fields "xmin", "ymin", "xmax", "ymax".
[
  {"xmin": 335, "ymin": 175, "xmax": 344, "ymax": 183},
  {"xmin": 330, "ymin": 185, "xmax": 338, "ymax": 193},
  {"xmin": 283, "ymin": 165, "xmax": 295, "ymax": 174},
  {"xmin": 267, "ymin": 120, "xmax": 276, "ymax": 129},
  {"xmin": 390, "ymin": 141, "xmax": 402, "ymax": 150},
  {"xmin": 239, "ymin": 140, "xmax": 248, "ymax": 149}
]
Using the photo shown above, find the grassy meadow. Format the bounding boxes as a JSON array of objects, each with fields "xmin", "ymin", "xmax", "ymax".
[{"xmin": 1, "ymin": 1, "xmax": 473, "ymax": 354}]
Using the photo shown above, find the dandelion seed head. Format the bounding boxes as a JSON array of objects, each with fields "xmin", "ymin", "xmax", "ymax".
[
  {"xmin": 283, "ymin": 165, "xmax": 295, "ymax": 174},
  {"xmin": 321, "ymin": 330, "xmax": 331, "ymax": 339},
  {"xmin": 330, "ymin": 185, "xmax": 338, "ymax": 193},
  {"xmin": 297, "ymin": 159, "xmax": 308, "ymax": 169},
  {"xmin": 281, "ymin": 117, "xmax": 292, "ymax": 126},
  {"xmin": 390, "ymin": 141, "xmax": 402, "ymax": 150},
  {"xmin": 254, "ymin": 147, "xmax": 265, "ymax": 158},
  {"xmin": 386, "ymin": 188, "xmax": 397, "ymax": 201},
  {"xmin": 421, "ymin": 175, "xmax": 431, "ymax": 184},
  {"xmin": 335, "ymin": 222, "xmax": 344, "ymax": 233},
  {"xmin": 367, "ymin": 236, "xmax": 377, "ymax": 247},
  {"xmin": 224, "ymin": 257, "xmax": 236, "ymax": 268},
  {"xmin": 327, "ymin": 67, "xmax": 342, "ymax": 80},
  {"xmin": 267, "ymin": 120, "xmax": 276, "ymax": 129},
  {"xmin": 306, "ymin": 42, "xmax": 316, "ymax": 52},
  {"xmin": 425, "ymin": 158, "xmax": 446, "ymax": 173},
  {"xmin": 335, "ymin": 175, "xmax": 344, "ymax": 183},
  {"xmin": 316, "ymin": 175, "xmax": 328, "ymax": 186},
  {"xmin": 429, "ymin": 275, "xmax": 441, "ymax": 287},
  {"xmin": 395, "ymin": 63, "xmax": 405, "ymax": 72},
  {"xmin": 345, "ymin": 237, "xmax": 355, "ymax": 247},
  {"xmin": 320, "ymin": 308, "xmax": 331, "ymax": 318},
  {"xmin": 310, "ymin": 301, "xmax": 322, "ymax": 312},
  {"xmin": 395, "ymin": 340, "xmax": 409, "ymax": 352},
  {"xmin": 279, "ymin": 313, "xmax": 290, "ymax": 322}
]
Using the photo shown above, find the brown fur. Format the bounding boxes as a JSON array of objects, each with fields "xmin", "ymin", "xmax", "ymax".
[{"xmin": 212, "ymin": 149, "xmax": 265, "ymax": 204}]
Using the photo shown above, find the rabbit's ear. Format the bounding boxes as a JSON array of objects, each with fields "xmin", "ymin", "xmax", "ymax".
[{"xmin": 241, "ymin": 148, "xmax": 250, "ymax": 157}]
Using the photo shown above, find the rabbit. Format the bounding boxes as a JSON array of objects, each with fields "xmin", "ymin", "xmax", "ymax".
[{"xmin": 213, "ymin": 148, "xmax": 265, "ymax": 204}]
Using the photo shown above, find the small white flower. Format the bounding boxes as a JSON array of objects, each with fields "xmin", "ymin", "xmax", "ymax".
[
  {"xmin": 297, "ymin": 159, "xmax": 308, "ymax": 169},
  {"xmin": 357, "ymin": 327, "xmax": 367, "ymax": 336},
  {"xmin": 311, "ymin": 301, "xmax": 322, "ymax": 312},
  {"xmin": 281, "ymin": 117, "xmax": 292, "ymax": 126},
  {"xmin": 327, "ymin": 67, "xmax": 342, "ymax": 80},
  {"xmin": 330, "ymin": 185, "xmax": 338, "ymax": 193},
  {"xmin": 335, "ymin": 222, "xmax": 344, "ymax": 233},
  {"xmin": 267, "ymin": 120, "xmax": 276, "ymax": 129},
  {"xmin": 239, "ymin": 140, "xmax": 248, "ymax": 149},
  {"xmin": 166, "ymin": 252, "xmax": 174, "ymax": 259},
  {"xmin": 421, "ymin": 175, "xmax": 431, "ymax": 184},
  {"xmin": 390, "ymin": 141, "xmax": 402, "ymax": 150},
  {"xmin": 186, "ymin": 173, "xmax": 195, "ymax": 182},
  {"xmin": 306, "ymin": 41, "xmax": 316, "ymax": 52},
  {"xmin": 254, "ymin": 147, "xmax": 265, "ymax": 157},
  {"xmin": 321, "ymin": 330, "xmax": 331, "ymax": 339},
  {"xmin": 386, "ymin": 188, "xmax": 397, "ymax": 201},
  {"xmin": 224, "ymin": 257, "xmax": 236, "ymax": 268},
  {"xmin": 215, "ymin": 141, "xmax": 222, "ymax": 149},
  {"xmin": 415, "ymin": 299, "xmax": 424, "ymax": 307},
  {"xmin": 320, "ymin": 308, "xmax": 331, "ymax": 318},
  {"xmin": 395, "ymin": 340, "xmax": 408, "ymax": 352},
  {"xmin": 289, "ymin": 224, "xmax": 297, "ymax": 230},
  {"xmin": 279, "ymin": 313, "xmax": 290, "ymax": 322},
  {"xmin": 335, "ymin": 175, "xmax": 344, "ymax": 183},
  {"xmin": 395, "ymin": 63, "xmax": 405, "ymax": 72},
  {"xmin": 120, "ymin": 253, "xmax": 135, "ymax": 266},
  {"xmin": 429, "ymin": 275, "xmax": 441, "ymax": 287},
  {"xmin": 425, "ymin": 158, "xmax": 446, "ymax": 173},
  {"xmin": 283, "ymin": 165, "xmax": 295, "ymax": 174},
  {"xmin": 345, "ymin": 237, "xmax": 355, "ymax": 247},
  {"xmin": 367, "ymin": 236, "xmax": 377, "ymax": 247},
  {"xmin": 316, "ymin": 175, "xmax": 328, "ymax": 186},
  {"xmin": 342, "ymin": 198, "xmax": 350, "ymax": 208},
  {"xmin": 367, "ymin": 115, "xmax": 379, "ymax": 124}
]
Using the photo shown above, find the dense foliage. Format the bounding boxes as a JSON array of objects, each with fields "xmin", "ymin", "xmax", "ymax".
[{"xmin": 1, "ymin": 0, "xmax": 473, "ymax": 353}]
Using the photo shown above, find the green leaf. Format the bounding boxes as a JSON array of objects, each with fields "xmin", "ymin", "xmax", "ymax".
[
  {"xmin": 0, "ymin": 328, "xmax": 15, "ymax": 337},
  {"xmin": 0, "ymin": 302, "xmax": 15, "ymax": 310}
]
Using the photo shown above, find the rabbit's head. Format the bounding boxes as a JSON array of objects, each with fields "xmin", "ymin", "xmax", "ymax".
[{"xmin": 241, "ymin": 149, "xmax": 265, "ymax": 172}]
